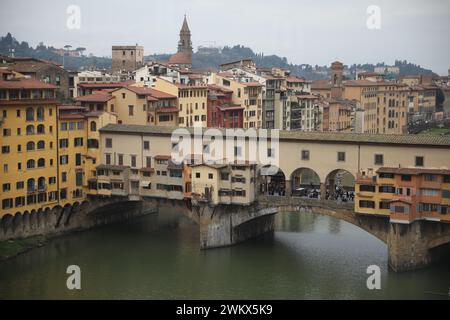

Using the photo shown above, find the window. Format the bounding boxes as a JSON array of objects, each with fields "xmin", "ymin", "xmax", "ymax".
[
  {"xmin": 379, "ymin": 172, "xmax": 394, "ymax": 179},
  {"xmin": 221, "ymin": 172, "xmax": 229, "ymax": 180},
  {"xmin": 105, "ymin": 154, "xmax": 111, "ymax": 165},
  {"xmin": 146, "ymin": 157, "xmax": 152, "ymax": 168},
  {"xmin": 2, "ymin": 199, "xmax": 13, "ymax": 210},
  {"xmin": 69, "ymin": 122, "xmax": 76, "ymax": 131},
  {"xmin": 399, "ymin": 175, "xmax": 411, "ymax": 182},
  {"xmin": 3, "ymin": 183, "xmax": 11, "ymax": 192},
  {"xmin": 37, "ymin": 140, "xmax": 45, "ymax": 149},
  {"xmin": 90, "ymin": 121, "xmax": 97, "ymax": 132},
  {"xmin": 208, "ymin": 173, "xmax": 213, "ymax": 179},
  {"xmin": 77, "ymin": 122, "xmax": 84, "ymax": 130},
  {"xmin": 359, "ymin": 184, "xmax": 375, "ymax": 192},
  {"xmin": 105, "ymin": 138, "xmax": 112, "ymax": 148},
  {"xmin": 415, "ymin": 156, "xmax": 424, "ymax": 167},
  {"xmin": 26, "ymin": 107, "xmax": 34, "ymax": 121},
  {"xmin": 59, "ymin": 139, "xmax": 69, "ymax": 148},
  {"xmin": 62, "ymin": 172, "xmax": 67, "ymax": 182},
  {"xmin": 76, "ymin": 171, "xmax": 83, "ymax": 187},
  {"xmin": 143, "ymin": 141, "xmax": 150, "ymax": 150},
  {"xmin": 234, "ymin": 146, "xmax": 242, "ymax": 157},
  {"xmin": 49, "ymin": 177, "xmax": 56, "ymax": 184},
  {"xmin": 423, "ymin": 174, "xmax": 437, "ymax": 182},
  {"xmin": 379, "ymin": 201, "xmax": 390, "ymax": 209},
  {"xmin": 379, "ymin": 185, "xmax": 395, "ymax": 193},
  {"xmin": 37, "ymin": 158, "xmax": 45, "ymax": 168},
  {"xmin": 74, "ymin": 137, "xmax": 83, "ymax": 147},
  {"xmin": 60, "ymin": 122, "xmax": 68, "ymax": 131},
  {"xmin": 27, "ymin": 178, "xmax": 35, "ymax": 192},
  {"xmin": 359, "ymin": 200, "xmax": 375, "ymax": 208},
  {"xmin": 131, "ymin": 155, "xmax": 137, "ymax": 167},
  {"xmin": 37, "ymin": 107, "xmax": 44, "ymax": 121},
  {"xmin": 374, "ymin": 154, "xmax": 384, "ymax": 165},
  {"xmin": 26, "ymin": 125, "xmax": 34, "ymax": 135},
  {"xmin": 419, "ymin": 203, "xmax": 438, "ymax": 212},
  {"xmin": 118, "ymin": 154, "xmax": 124, "ymax": 166},
  {"xmin": 420, "ymin": 188, "xmax": 439, "ymax": 196},
  {"xmin": 129, "ymin": 105, "xmax": 134, "ymax": 116},
  {"xmin": 87, "ymin": 139, "xmax": 99, "ymax": 149},
  {"xmin": 75, "ymin": 153, "xmax": 81, "ymax": 166},
  {"xmin": 337, "ymin": 151, "xmax": 345, "ymax": 162},
  {"xmin": 37, "ymin": 124, "xmax": 45, "ymax": 134},
  {"xmin": 442, "ymin": 190, "xmax": 450, "ymax": 199},
  {"xmin": 267, "ymin": 148, "xmax": 275, "ymax": 158},
  {"xmin": 3, "ymin": 128, "xmax": 11, "ymax": 136},
  {"xmin": 301, "ymin": 150, "xmax": 310, "ymax": 161},
  {"xmin": 60, "ymin": 155, "xmax": 69, "ymax": 165},
  {"xmin": 27, "ymin": 159, "xmax": 35, "ymax": 169},
  {"xmin": 195, "ymin": 172, "xmax": 200, "ymax": 178},
  {"xmin": 16, "ymin": 181, "xmax": 24, "ymax": 189},
  {"xmin": 2, "ymin": 145, "xmax": 10, "ymax": 154}
]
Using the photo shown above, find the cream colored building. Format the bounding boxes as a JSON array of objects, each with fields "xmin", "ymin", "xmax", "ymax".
[{"xmin": 191, "ymin": 162, "xmax": 257, "ymax": 206}]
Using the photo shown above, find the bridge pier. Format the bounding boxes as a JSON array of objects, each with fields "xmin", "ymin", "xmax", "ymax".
[
  {"xmin": 388, "ymin": 220, "xmax": 450, "ymax": 272},
  {"xmin": 194, "ymin": 203, "xmax": 277, "ymax": 249}
]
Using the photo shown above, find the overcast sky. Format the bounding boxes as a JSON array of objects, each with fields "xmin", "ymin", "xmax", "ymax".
[{"xmin": 1, "ymin": 0, "xmax": 449, "ymax": 74}]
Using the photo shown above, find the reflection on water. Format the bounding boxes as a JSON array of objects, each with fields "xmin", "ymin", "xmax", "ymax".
[{"xmin": 0, "ymin": 209, "xmax": 449, "ymax": 300}]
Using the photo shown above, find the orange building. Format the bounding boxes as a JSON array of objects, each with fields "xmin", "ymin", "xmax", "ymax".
[{"xmin": 355, "ymin": 167, "xmax": 450, "ymax": 223}]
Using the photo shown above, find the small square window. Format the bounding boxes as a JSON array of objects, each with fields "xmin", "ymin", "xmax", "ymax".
[
  {"xmin": 374, "ymin": 154, "xmax": 384, "ymax": 165},
  {"xmin": 301, "ymin": 150, "xmax": 310, "ymax": 161},
  {"xmin": 415, "ymin": 156, "xmax": 424, "ymax": 167},
  {"xmin": 337, "ymin": 152, "xmax": 346, "ymax": 162}
]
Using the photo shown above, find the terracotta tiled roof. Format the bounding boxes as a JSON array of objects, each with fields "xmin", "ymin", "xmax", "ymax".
[
  {"xmin": 168, "ymin": 52, "xmax": 192, "ymax": 65},
  {"xmin": 75, "ymin": 92, "xmax": 114, "ymax": 102},
  {"xmin": 0, "ymin": 78, "xmax": 57, "ymax": 89},
  {"xmin": 377, "ymin": 167, "xmax": 450, "ymax": 175}
]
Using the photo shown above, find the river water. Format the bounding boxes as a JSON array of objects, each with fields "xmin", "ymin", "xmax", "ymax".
[{"xmin": 0, "ymin": 209, "xmax": 449, "ymax": 300}]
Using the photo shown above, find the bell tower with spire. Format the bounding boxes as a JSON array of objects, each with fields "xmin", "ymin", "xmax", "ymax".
[{"xmin": 178, "ymin": 15, "xmax": 193, "ymax": 54}]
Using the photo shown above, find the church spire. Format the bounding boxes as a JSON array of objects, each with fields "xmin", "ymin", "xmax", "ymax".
[
  {"xmin": 181, "ymin": 14, "xmax": 190, "ymax": 33},
  {"xmin": 178, "ymin": 15, "xmax": 193, "ymax": 54}
]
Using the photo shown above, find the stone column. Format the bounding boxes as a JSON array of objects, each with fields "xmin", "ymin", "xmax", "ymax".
[
  {"xmin": 320, "ymin": 183, "xmax": 326, "ymax": 200},
  {"xmin": 387, "ymin": 221, "xmax": 430, "ymax": 272},
  {"xmin": 285, "ymin": 179, "xmax": 292, "ymax": 196}
]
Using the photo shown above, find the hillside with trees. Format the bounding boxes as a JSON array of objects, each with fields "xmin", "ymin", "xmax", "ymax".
[{"xmin": 1, "ymin": 33, "xmax": 438, "ymax": 79}]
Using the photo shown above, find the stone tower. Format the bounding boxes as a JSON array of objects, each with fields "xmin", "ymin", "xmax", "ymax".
[
  {"xmin": 178, "ymin": 15, "xmax": 193, "ymax": 55},
  {"xmin": 331, "ymin": 61, "xmax": 343, "ymax": 99}
]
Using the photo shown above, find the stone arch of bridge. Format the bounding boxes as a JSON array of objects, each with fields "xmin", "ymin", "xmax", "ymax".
[{"xmin": 324, "ymin": 169, "xmax": 356, "ymax": 202}]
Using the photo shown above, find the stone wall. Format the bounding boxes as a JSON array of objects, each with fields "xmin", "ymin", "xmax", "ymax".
[{"xmin": 0, "ymin": 197, "xmax": 158, "ymax": 242}]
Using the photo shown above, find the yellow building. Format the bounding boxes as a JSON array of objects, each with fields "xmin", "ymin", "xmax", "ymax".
[
  {"xmin": 110, "ymin": 85, "xmax": 179, "ymax": 126},
  {"xmin": 57, "ymin": 105, "xmax": 88, "ymax": 205},
  {"xmin": 152, "ymin": 78, "xmax": 208, "ymax": 127},
  {"xmin": 1, "ymin": 77, "xmax": 59, "ymax": 217},
  {"xmin": 343, "ymin": 80, "xmax": 408, "ymax": 134}
]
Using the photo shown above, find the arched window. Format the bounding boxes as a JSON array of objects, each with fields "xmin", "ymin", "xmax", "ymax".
[
  {"xmin": 26, "ymin": 125, "xmax": 35, "ymax": 135},
  {"xmin": 26, "ymin": 107, "xmax": 34, "ymax": 121},
  {"xmin": 37, "ymin": 124, "xmax": 45, "ymax": 134},
  {"xmin": 90, "ymin": 121, "xmax": 97, "ymax": 132},
  {"xmin": 37, "ymin": 107, "xmax": 44, "ymax": 121},
  {"xmin": 37, "ymin": 177, "xmax": 45, "ymax": 190},
  {"xmin": 37, "ymin": 158, "xmax": 45, "ymax": 167},
  {"xmin": 26, "ymin": 141, "xmax": 35, "ymax": 151},
  {"xmin": 27, "ymin": 178, "xmax": 35, "ymax": 192},
  {"xmin": 27, "ymin": 159, "xmax": 35, "ymax": 169},
  {"xmin": 37, "ymin": 140, "xmax": 45, "ymax": 149}
]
